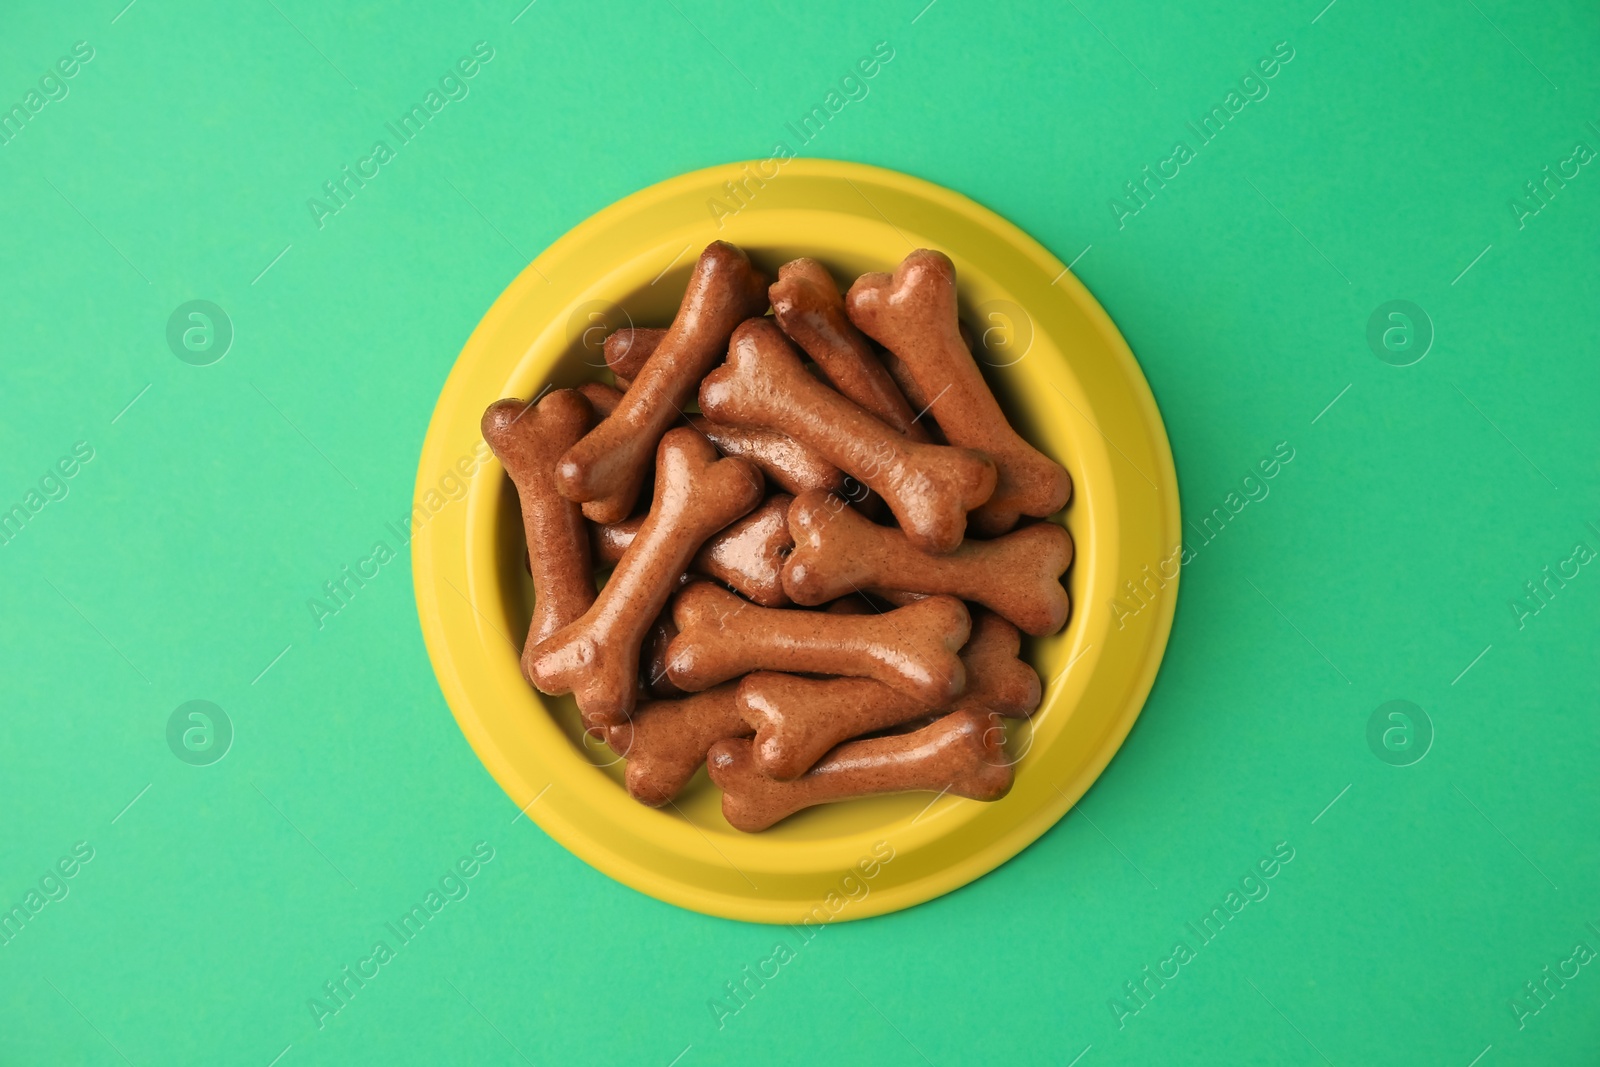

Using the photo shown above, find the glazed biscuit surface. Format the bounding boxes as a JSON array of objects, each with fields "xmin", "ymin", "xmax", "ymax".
[
  {"xmin": 642, "ymin": 613, "xmax": 685, "ymax": 698},
  {"xmin": 688, "ymin": 416, "xmax": 845, "ymax": 497},
  {"xmin": 593, "ymin": 494, "xmax": 795, "ymax": 608},
  {"xmin": 577, "ymin": 380, "xmax": 623, "ymax": 420},
  {"xmin": 603, "ymin": 326, "xmax": 665, "ymax": 390}
]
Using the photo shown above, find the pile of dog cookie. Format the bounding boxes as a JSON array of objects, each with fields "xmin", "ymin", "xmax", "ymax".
[{"xmin": 482, "ymin": 242, "xmax": 1073, "ymax": 832}]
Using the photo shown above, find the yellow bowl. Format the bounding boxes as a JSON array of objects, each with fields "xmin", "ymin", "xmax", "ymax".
[{"xmin": 412, "ymin": 159, "xmax": 1180, "ymax": 923}]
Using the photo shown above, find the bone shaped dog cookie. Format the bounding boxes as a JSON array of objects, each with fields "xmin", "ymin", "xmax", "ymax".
[
  {"xmin": 824, "ymin": 593, "xmax": 878, "ymax": 614},
  {"xmin": 876, "ymin": 318, "xmax": 980, "ymax": 435},
  {"xmin": 687, "ymin": 416, "xmax": 845, "ymax": 497},
  {"xmin": 592, "ymin": 494, "xmax": 794, "ymax": 608},
  {"xmin": 557, "ymin": 242, "xmax": 767, "ymax": 524},
  {"xmin": 604, "ymin": 683, "xmax": 750, "ymax": 806},
  {"xmin": 665, "ymin": 581, "xmax": 969, "ymax": 707},
  {"xmin": 737, "ymin": 611, "xmax": 1041, "ymax": 779},
  {"xmin": 603, "ymin": 326, "xmax": 666, "ymax": 390},
  {"xmin": 642, "ymin": 613, "xmax": 686, "ymax": 698},
  {"xmin": 577, "ymin": 383, "xmax": 657, "ymax": 502},
  {"xmin": 769, "ymin": 258, "xmax": 928, "ymax": 441},
  {"xmin": 688, "ymin": 496, "xmax": 791, "ymax": 608},
  {"xmin": 781, "ymin": 489, "xmax": 1073, "ymax": 636},
  {"xmin": 699, "ymin": 318, "xmax": 996, "ymax": 555},
  {"xmin": 481, "ymin": 391, "xmax": 597, "ymax": 680},
  {"xmin": 577, "ymin": 381, "xmax": 623, "ymax": 420},
  {"xmin": 707, "ymin": 708, "xmax": 1014, "ymax": 831},
  {"xmin": 529, "ymin": 429, "xmax": 762, "ymax": 725},
  {"xmin": 847, "ymin": 249, "xmax": 1071, "ymax": 535}
]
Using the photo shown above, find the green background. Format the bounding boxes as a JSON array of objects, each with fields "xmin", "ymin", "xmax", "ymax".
[{"xmin": 2, "ymin": 0, "xmax": 1596, "ymax": 1063}]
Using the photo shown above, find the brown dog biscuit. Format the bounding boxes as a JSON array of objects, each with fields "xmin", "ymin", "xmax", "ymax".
[
  {"xmin": 707, "ymin": 709, "xmax": 1013, "ymax": 831},
  {"xmin": 769, "ymin": 258, "xmax": 928, "ymax": 441},
  {"xmin": 592, "ymin": 494, "xmax": 794, "ymax": 608},
  {"xmin": 823, "ymin": 593, "xmax": 878, "ymax": 614},
  {"xmin": 603, "ymin": 326, "xmax": 666, "ymax": 390},
  {"xmin": 642, "ymin": 613, "xmax": 685, "ymax": 698},
  {"xmin": 699, "ymin": 318, "xmax": 996, "ymax": 555},
  {"xmin": 875, "ymin": 324, "xmax": 973, "ymax": 448},
  {"xmin": 693, "ymin": 494, "xmax": 794, "ymax": 608},
  {"xmin": 958, "ymin": 319, "xmax": 978, "ymax": 355},
  {"xmin": 574, "ymin": 383, "xmax": 654, "ymax": 521},
  {"xmin": 577, "ymin": 381, "xmax": 623, "ymax": 420},
  {"xmin": 952, "ymin": 611, "xmax": 1042, "ymax": 717},
  {"xmin": 665, "ymin": 581, "xmax": 969, "ymax": 706},
  {"xmin": 589, "ymin": 517, "xmax": 635, "ymax": 568},
  {"xmin": 876, "ymin": 325, "xmax": 975, "ymax": 437},
  {"xmin": 688, "ymin": 416, "xmax": 844, "ymax": 496},
  {"xmin": 737, "ymin": 611, "xmax": 1041, "ymax": 778},
  {"xmin": 481, "ymin": 391, "xmax": 597, "ymax": 680},
  {"xmin": 557, "ymin": 242, "xmax": 767, "ymax": 524},
  {"xmin": 879, "ymin": 350, "xmax": 931, "ymax": 422},
  {"xmin": 529, "ymin": 429, "xmax": 762, "ymax": 725},
  {"xmin": 734, "ymin": 676, "xmax": 941, "ymax": 780},
  {"xmin": 847, "ymin": 249, "xmax": 1071, "ymax": 535},
  {"xmin": 878, "ymin": 713, "xmax": 943, "ymax": 736},
  {"xmin": 604, "ymin": 684, "xmax": 750, "ymax": 806},
  {"xmin": 782, "ymin": 490, "xmax": 1073, "ymax": 636}
]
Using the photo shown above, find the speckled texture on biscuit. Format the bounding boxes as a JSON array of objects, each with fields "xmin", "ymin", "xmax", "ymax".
[
  {"xmin": 687, "ymin": 416, "xmax": 843, "ymax": 497},
  {"xmin": 592, "ymin": 493, "xmax": 794, "ymax": 608},
  {"xmin": 602, "ymin": 325, "xmax": 665, "ymax": 390}
]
